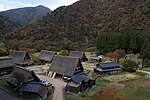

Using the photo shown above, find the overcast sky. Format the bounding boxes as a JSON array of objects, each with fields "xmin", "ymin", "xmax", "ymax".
[{"xmin": 0, "ymin": 0, "xmax": 79, "ymax": 11}]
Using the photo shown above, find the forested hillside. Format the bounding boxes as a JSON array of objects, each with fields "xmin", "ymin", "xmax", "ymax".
[
  {"xmin": 4, "ymin": 0, "xmax": 150, "ymax": 52},
  {"xmin": 0, "ymin": 5, "xmax": 51, "ymax": 27},
  {"xmin": 0, "ymin": 15, "xmax": 18, "ymax": 41}
]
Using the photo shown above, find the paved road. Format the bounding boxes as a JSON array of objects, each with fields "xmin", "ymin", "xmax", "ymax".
[
  {"xmin": 37, "ymin": 75, "xmax": 67, "ymax": 100},
  {"xmin": 0, "ymin": 89, "xmax": 22, "ymax": 100}
]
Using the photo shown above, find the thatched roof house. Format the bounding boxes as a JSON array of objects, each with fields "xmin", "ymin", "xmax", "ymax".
[
  {"xmin": 69, "ymin": 51, "xmax": 88, "ymax": 62},
  {"xmin": 48, "ymin": 55, "xmax": 84, "ymax": 78},
  {"xmin": 7, "ymin": 67, "xmax": 41, "ymax": 88},
  {"xmin": 0, "ymin": 57, "xmax": 14, "ymax": 76},
  {"xmin": 39, "ymin": 50, "xmax": 57, "ymax": 64},
  {"xmin": 9, "ymin": 51, "xmax": 33, "ymax": 66}
]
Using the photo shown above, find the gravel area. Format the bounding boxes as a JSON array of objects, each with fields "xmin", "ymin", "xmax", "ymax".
[{"xmin": 37, "ymin": 75, "xmax": 67, "ymax": 100}]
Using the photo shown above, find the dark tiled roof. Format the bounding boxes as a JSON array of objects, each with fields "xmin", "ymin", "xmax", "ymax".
[
  {"xmin": 20, "ymin": 83, "xmax": 41, "ymax": 93},
  {"xmin": 71, "ymin": 74, "xmax": 92, "ymax": 84},
  {"xmin": 0, "ymin": 57, "xmax": 14, "ymax": 68},
  {"xmin": 71, "ymin": 75, "xmax": 85, "ymax": 84},
  {"xmin": 39, "ymin": 50, "xmax": 56, "ymax": 62},
  {"xmin": 69, "ymin": 51, "xmax": 88, "ymax": 62},
  {"xmin": 97, "ymin": 62, "xmax": 121, "ymax": 68},
  {"xmin": 20, "ymin": 82, "xmax": 48, "ymax": 97},
  {"xmin": 48, "ymin": 55, "xmax": 83, "ymax": 76}
]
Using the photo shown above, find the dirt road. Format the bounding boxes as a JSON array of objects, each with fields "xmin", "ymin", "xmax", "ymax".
[{"xmin": 37, "ymin": 75, "xmax": 67, "ymax": 100}]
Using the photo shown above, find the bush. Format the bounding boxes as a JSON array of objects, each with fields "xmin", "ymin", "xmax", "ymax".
[
  {"xmin": 121, "ymin": 60, "xmax": 138, "ymax": 72},
  {"xmin": 59, "ymin": 50, "xmax": 69, "ymax": 56},
  {"xmin": 0, "ymin": 48, "xmax": 8, "ymax": 56}
]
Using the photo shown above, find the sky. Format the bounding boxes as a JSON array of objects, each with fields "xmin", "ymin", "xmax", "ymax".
[{"xmin": 0, "ymin": 0, "xmax": 79, "ymax": 11}]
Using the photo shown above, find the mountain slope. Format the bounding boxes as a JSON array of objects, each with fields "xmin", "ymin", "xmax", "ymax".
[
  {"xmin": 5, "ymin": 0, "xmax": 150, "ymax": 50},
  {"xmin": 0, "ymin": 15, "xmax": 18, "ymax": 35},
  {"xmin": 0, "ymin": 5, "xmax": 51, "ymax": 26}
]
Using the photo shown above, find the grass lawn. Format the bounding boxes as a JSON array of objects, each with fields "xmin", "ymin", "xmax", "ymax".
[
  {"xmin": 119, "ymin": 77, "xmax": 150, "ymax": 100},
  {"xmin": 0, "ymin": 79, "xmax": 6, "ymax": 88},
  {"xmin": 67, "ymin": 71, "xmax": 150, "ymax": 100},
  {"xmin": 46, "ymin": 94, "xmax": 51, "ymax": 100}
]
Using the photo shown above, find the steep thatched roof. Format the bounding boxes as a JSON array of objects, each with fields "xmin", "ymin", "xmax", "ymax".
[
  {"xmin": 0, "ymin": 57, "xmax": 14, "ymax": 68},
  {"xmin": 7, "ymin": 67, "xmax": 40, "ymax": 87},
  {"xmin": 69, "ymin": 51, "xmax": 88, "ymax": 62},
  {"xmin": 39, "ymin": 50, "xmax": 56, "ymax": 62},
  {"xmin": 9, "ymin": 51, "xmax": 33, "ymax": 65},
  {"xmin": 48, "ymin": 55, "xmax": 83, "ymax": 76}
]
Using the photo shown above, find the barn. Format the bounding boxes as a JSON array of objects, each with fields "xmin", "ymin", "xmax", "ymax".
[
  {"xmin": 47, "ymin": 55, "xmax": 84, "ymax": 78},
  {"xmin": 9, "ymin": 51, "xmax": 33, "ymax": 66},
  {"xmin": 39, "ymin": 50, "xmax": 57, "ymax": 64},
  {"xmin": 69, "ymin": 51, "xmax": 88, "ymax": 62},
  {"xmin": 0, "ymin": 57, "xmax": 14, "ymax": 76}
]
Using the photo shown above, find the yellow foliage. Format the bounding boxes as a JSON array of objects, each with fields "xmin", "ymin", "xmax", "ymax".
[
  {"xmin": 0, "ymin": 48, "xmax": 8, "ymax": 56},
  {"xmin": 59, "ymin": 50, "xmax": 69, "ymax": 56}
]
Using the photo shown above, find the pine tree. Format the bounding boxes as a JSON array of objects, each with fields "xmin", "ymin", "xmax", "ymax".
[
  {"xmin": 128, "ymin": 33, "xmax": 137, "ymax": 54},
  {"xmin": 96, "ymin": 32, "xmax": 106, "ymax": 52}
]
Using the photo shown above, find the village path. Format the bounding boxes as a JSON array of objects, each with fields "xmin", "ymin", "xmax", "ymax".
[
  {"xmin": 137, "ymin": 70, "xmax": 150, "ymax": 78},
  {"xmin": 37, "ymin": 75, "xmax": 68, "ymax": 100}
]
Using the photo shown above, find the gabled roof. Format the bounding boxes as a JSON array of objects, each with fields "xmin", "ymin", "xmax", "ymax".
[
  {"xmin": 97, "ymin": 62, "xmax": 121, "ymax": 68},
  {"xmin": 39, "ymin": 50, "xmax": 56, "ymax": 62},
  {"xmin": 71, "ymin": 74, "xmax": 92, "ymax": 84},
  {"xmin": 69, "ymin": 51, "xmax": 88, "ymax": 62},
  {"xmin": 7, "ymin": 67, "xmax": 40, "ymax": 87},
  {"xmin": 0, "ymin": 57, "xmax": 14, "ymax": 68},
  {"xmin": 48, "ymin": 55, "xmax": 83, "ymax": 76},
  {"xmin": 19, "ymin": 82, "xmax": 48, "ymax": 97},
  {"xmin": 9, "ymin": 51, "xmax": 32, "ymax": 65}
]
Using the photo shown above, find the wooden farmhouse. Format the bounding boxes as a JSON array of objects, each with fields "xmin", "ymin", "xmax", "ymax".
[
  {"xmin": 65, "ymin": 74, "xmax": 95, "ymax": 95},
  {"xmin": 7, "ymin": 67, "xmax": 41, "ymax": 88},
  {"xmin": 69, "ymin": 51, "xmax": 88, "ymax": 62},
  {"xmin": 9, "ymin": 51, "xmax": 33, "ymax": 66},
  {"xmin": 39, "ymin": 50, "xmax": 57, "ymax": 64},
  {"xmin": 94, "ymin": 62, "xmax": 123, "ymax": 75},
  {"xmin": 0, "ymin": 57, "xmax": 14, "ymax": 76},
  {"xmin": 47, "ymin": 55, "xmax": 84, "ymax": 78}
]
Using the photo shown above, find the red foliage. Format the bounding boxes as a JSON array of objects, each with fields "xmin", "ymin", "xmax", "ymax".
[{"xmin": 113, "ymin": 49, "xmax": 125, "ymax": 58}]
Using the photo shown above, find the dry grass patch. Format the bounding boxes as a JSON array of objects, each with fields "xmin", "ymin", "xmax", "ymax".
[{"xmin": 103, "ymin": 73, "xmax": 140, "ymax": 82}]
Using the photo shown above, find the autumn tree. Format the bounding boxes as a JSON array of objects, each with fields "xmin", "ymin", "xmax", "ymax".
[{"xmin": 0, "ymin": 48, "xmax": 8, "ymax": 56}]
